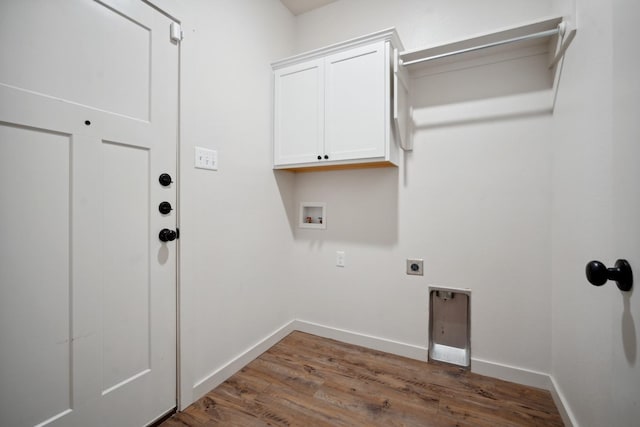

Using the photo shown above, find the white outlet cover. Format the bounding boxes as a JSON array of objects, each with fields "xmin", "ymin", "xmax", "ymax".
[
  {"xmin": 195, "ymin": 147, "xmax": 218, "ymax": 170},
  {"xmin": 336, "ymin": 251, "xmax": 345, "ymax": 267}
]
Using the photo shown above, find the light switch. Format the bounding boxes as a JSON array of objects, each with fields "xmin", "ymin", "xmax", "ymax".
[
  {"xmin": 336, "ymin": 251, "xmax": 345, "ymax": 267},
  {"xmin": 195, "ymin": 147, "xmax": 218, "ymax": 170}
]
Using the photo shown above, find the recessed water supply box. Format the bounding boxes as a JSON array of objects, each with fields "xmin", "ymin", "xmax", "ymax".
[
  {"xmin": 428, "ymin": 286, "xmax": 471, "ymax": 367},
  {"xmin": 299, "ymin": 202, "xmax": 326, "ymax": 229}
]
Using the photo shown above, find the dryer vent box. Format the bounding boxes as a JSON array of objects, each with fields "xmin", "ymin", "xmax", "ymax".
[{"xmin": 429, "ymin": 287, "xmax": 470, "ymax": 367}]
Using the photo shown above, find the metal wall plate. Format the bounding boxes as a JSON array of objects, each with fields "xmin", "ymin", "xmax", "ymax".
[
  {"xmin": 429, "ymin": 286, "xmax": 471, "ymax": 367},
  {"xmin": 406, "ymin": 259, "xmax": 423, "ymax": 275}
]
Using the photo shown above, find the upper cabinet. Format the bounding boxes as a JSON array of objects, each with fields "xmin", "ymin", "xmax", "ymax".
[
  {"xmin": 272, "ymin": 29, "xmax": 404, "ymax": 171},
  {"xmin": 273, "ymin": 59, "xmax": 325, "ymax": 167}
]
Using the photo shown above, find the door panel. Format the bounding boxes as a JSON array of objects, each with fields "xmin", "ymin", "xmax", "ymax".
[
  {"xmin": 274, "ymin": 59, "xmax": 325, "ymax": 166},
  {"xmin": 0, "ymin": 1, "xmax": 178, "ymax": 426},
  {"xmin": 0, "ymin": 0, "xmax": 151, "ymax": 120},
  {"xmin": 0, "ymin": 124, "xmax": 72, "ymax": 427},
  {"xmin": 101, "ymin": 141, "xmax": 151, "ymax": 394},
  {"xmin": 325, "ymin": 42, "xmax": 386, "ymax": 161}
]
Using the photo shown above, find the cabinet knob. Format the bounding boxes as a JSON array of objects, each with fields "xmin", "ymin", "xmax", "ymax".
[
  {"xmin": 324, "ymin": 155, "xmax": 329, "ymax": 160},
  {"xmin": 317, "ymin": 155, "xmax": 322, "ymax": 160}
]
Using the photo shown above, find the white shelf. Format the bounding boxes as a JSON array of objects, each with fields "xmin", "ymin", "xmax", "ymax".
[
  {"xmin": 400, "ymin": 16, "xmax": 574, "ymax": 75},
  {"xmin": 398, "ymin": 16, "xmax": 576, "ymax": 123}
]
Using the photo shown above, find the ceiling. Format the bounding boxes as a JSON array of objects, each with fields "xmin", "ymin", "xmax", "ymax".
[{"xmin": 280, "ymin": 0, "xmax": 339, "ymax": 16}]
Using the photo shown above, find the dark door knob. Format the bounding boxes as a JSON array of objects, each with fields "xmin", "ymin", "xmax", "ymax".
[
  {"xmin": 317, "ymin": 155, "xmax": 322, "ymax": 160},
  {"xmin": 586, "ymin": 259, "xmax": 633, "ymax": 291},
  {"xmin": 159, "ymin": 173, "xmax": 173, "ymax": 186},
  {"xmin": 159, "ymin": 228, "xmax": 177, "ymax": 242},
  {"xmin": 158, "ymin": 201, "xmax": 173, "ymax": 215},
  {"xmin": 324, "ymin": 154, "xmax": 329, "ymax": 159}
]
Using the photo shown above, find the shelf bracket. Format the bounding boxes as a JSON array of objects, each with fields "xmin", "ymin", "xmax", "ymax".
[
  {"xmin": 549, "ymin": 23, "xmax": 577, "ymax": 69},
  {"xmin": 393, "ymin": 48, "xmax": 412, "ymax": 151}
]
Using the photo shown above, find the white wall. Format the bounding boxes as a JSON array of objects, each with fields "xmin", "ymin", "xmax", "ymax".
[
  {"xmin": 147, "ymin": 1, "xmax": 640, "ymax": 424},
  {"xmin": 551, "ymin": 0, "xmax": 640, "ymax": 425},
  {"xmin": 294, "ymin": 0, "xmax": 554, "ymax": 52},
  {"xmin": 288, "ymin": 0, "xmax": 556, "ymax": 379},
  {"xmin": 149, "ymin": 0, "xmax": 296, "ymax": 408}
]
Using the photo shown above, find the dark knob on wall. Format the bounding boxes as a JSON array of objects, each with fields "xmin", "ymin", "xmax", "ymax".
[
  {"xmin": 317, "ymin": 155, "xmax": 322, "ymax": 160},
  {"xmin": 159, "ymin": 228, "xmax": 177, "ymax": 242},
  {"xmin": 586, "ymin": 259, "xmax": 633, "ymax": 291}
]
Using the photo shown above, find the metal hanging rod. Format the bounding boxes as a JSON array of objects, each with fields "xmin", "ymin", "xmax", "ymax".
[{"xmin": 400, "ymin": 24, "xmax": 564, "ymax": 67}]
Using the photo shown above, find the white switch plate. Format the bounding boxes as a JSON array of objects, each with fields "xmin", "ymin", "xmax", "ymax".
[
  {"xmin": 336, "ymin": 251, "xmax": 345, "ymax": 267},
  {"xmin": 195, "ymin": 147, "xmax": 217, "ymax": 170}
]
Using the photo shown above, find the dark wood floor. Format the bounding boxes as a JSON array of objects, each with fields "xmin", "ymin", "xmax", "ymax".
[{"xmin": 161, "ymin": 331, "xmax": 563, "ymax": 426}]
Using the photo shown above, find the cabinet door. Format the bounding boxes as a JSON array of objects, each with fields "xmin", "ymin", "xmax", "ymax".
[
  {"xmin": 324, "ymin": 41, "xmax": 387, "ymax": 162},
  {"xmin": 274, "ymin": 59, "xmax": 324, "ymax": 166}
]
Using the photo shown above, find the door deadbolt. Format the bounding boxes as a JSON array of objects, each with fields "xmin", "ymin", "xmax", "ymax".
[
  {"xmin": 159, "ymin": 173, "xmax": 173, "ymax": 186},
  {"xmin": 158, "ymin": 201, "xmax": 173, "ymax": 215}
]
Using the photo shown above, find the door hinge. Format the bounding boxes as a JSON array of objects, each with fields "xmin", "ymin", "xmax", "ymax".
[{"xmin": 170, "ymin": 22, "xmax": 183, "ymax": 42}]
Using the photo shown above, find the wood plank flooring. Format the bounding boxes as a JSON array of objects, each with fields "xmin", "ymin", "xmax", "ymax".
[{"xmin": 161, "ymin": 332, "xmax": 563, "ymax": 426}]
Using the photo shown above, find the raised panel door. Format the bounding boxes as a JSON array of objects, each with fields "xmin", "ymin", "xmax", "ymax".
[
  {"xmin": 274, "ymin": 59, "xmax": 325, "ymax": 166},
  {"xmin": 324, "ymin": 41, "xmax": 387, "ymax": 162},
  {"xmin": 0, "ymin": 1, "xmax": 178, "ymax": 425}
]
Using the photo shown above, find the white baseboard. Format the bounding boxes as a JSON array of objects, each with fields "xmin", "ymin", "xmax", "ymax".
[
  {"xmin": 190, "ymin": 320, "xmax": 297, "ymax": 402},
  {"xmin": 187, "ymin": 319, "xmax": 576, "ymax": 427},
  {"xmin": 470, "ymin": 357, "xmax": 552, "ymax": 390},
  {"xmin": 291, "ymin": 320, "xmax": 429, "ymax": 361},
  {"xmin": 471, "ymin": 358, "xmax": 576, "ymax": 427},
  {"xmin": 548, "ymin": 375, "xmax": 578, "ymax": 427}
]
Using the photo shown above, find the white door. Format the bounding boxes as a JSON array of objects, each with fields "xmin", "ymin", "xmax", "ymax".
[
  {"xmin": 611, "ymin": 0, "xmax": 640, "ymax": 422},
  {"xmin": 0, "ymin": 1, "xmax": 179, "ymax": 426},
  {"xmin": 273, "ymin": 59, "xmax": 325, "ymax": 166},
  {"xmin": 324, "ymin": 41, "xmax": 387, "ymax": 162}
]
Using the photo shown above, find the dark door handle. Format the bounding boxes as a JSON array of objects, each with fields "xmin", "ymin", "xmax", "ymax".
[
  {"xmin": 159, "ymin": 228, "xmax": 177, "ymax": 242},
  {"xmin": 586, "ymin": 259, "xmax": 633, "ymax": 291}
]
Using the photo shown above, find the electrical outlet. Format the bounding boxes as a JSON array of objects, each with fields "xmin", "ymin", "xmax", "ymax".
[
  {"xmin": 336, "ymin": 251, "xmax": 345, "ymax": 267},
  {"xmin": 406, "ymin": 259, "xmax": 423, "ymax": 276}
]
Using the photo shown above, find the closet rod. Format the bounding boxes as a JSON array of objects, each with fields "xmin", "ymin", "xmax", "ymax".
[{"xmin": 401, "ymin": 27, "xmax": 560, "ymax": 67}]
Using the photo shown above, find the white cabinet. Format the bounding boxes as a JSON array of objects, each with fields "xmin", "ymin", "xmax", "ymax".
[
  {"xmin": 324, "ymin": 43, "xmax": 386, "ymax": 162},
  {"xmin": 272, "ymin": 29, "xmax": 404, "ymax": 170},
  {"xmin": 273, "ymin": 59, "xmax": 324, "ymax": 166}
]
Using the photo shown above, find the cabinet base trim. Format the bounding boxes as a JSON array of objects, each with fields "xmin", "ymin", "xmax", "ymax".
[{"xmin": 276, "ymin": 161, "xmax": 396, "ymax": 172}]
